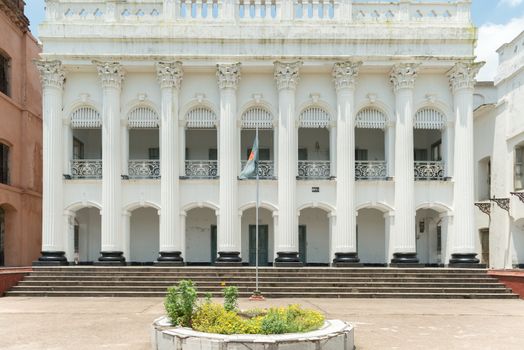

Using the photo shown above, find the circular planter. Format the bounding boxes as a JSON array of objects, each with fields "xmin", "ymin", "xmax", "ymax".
[{"xmin": 151, "ymin": 316, "xmax": 354, "ymax": 350}]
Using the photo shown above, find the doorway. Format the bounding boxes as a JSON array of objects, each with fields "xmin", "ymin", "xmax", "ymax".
[
  {"xmin": 0, "ymin": 207, "xmax": 4, "ymax": 266},
  {"xmin": 249, "ymin": 225, "xmax": 268, "ymax": 266},
  {"xmin": 480, "ymin": 229, "xmax": 489, "ymax": 266},
  {"xmin": 299, "ymin": 225, "xmax": 307, "ymax": 264},
  {"xmin": 211, "ymin": 225, "xmax": 217, "ymax": 264}
]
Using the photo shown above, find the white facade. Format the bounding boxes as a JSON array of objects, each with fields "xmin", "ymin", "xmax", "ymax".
[
  {"xmin": 473, "ymin": 31, "xmax": 524, "ymax": 269},
  {"xmin": 35, "ymin": 0, "xmax": 484, "ymax": 266}
]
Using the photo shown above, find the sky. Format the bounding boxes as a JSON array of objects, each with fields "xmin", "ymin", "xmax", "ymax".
[{"xmin": 25, "ymin": 0, "xmax": 524, "ymax": 81}]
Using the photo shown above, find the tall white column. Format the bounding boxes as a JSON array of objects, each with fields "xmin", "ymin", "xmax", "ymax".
[
  {"xmin": 34, "ymin": 60, "xmax": 68, "ymax": 265},
  {"xmin": 95, "ymin": 61, "xmax": 126, "ymax": 264},
  {"xmin": 390, "ymin": 63, "xmax": 419, "ymax": 264},
  {"xmin": 274, "ymin": 61, "xmax": 302, "ymax": 266},
  {"xmin": 156, "ymin": 61, "xmax": 185, "ymax": 265},
  {"xmin": 447, "ymin": 62, "xmax": 483, "ymax": 266},
  {"xmin": 216, "ymin": 63, "xmax": 242, "ymax": 264},
  {"xmin": 385, "ymin": 122, "xmax": 395, "ymax": 178},
  {"xmin": 332, "ymin": 61, "xmax": 361, "ymax": 266}
]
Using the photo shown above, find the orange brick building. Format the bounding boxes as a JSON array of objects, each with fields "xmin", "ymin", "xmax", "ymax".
[{"xmin": 0, "ymin": 0, "xmax": 42, "ymax": 266}]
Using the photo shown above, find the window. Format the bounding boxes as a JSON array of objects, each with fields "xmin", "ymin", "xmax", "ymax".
[
  {"xmin": 0, "ymin": 143, "xmax": 9, "ymax": 184},
  {"xmin": 73, "ymin": 138, "xmax": 85, "ymax": 159},
  {"xmin": 355, "ymin": 149, "xmax": 368, "ymax": 161},
  {"xmin": 414, "ymin": 149, "xmax": 428, "ymax": 161},
  {"xmin": 431, "ymin": 141, "xmax": 442, "ymax": 161},
  {"xmin": 0, "ymin": 54, "xmax": 9, "ymax": 96},
  {"xmin": 298, "ymin": 148, "xmax": 308, "ymax": 161},
  {"xmin": 148, "ymin": 147, "xmax": 159, "ymax": 160},
  {"xmin": 516, "ymin": 147, "xmax": 524, "ymax": 190},
  {"xmin": 208, "ymin": 148, "xmax": 217, "ymax": 161}
]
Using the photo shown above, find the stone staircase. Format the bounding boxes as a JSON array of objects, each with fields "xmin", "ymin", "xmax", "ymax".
[{"xmin": 5, "ymin": 267, "xmax": 519, "ymax": 299}]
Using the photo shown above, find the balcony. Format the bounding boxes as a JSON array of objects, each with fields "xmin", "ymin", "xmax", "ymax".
[
  {"xmin": 240, "ymin": 160, "xmax": 275, "ymax": 179},
  {"xmin": 70, "ymin": 160, "xmax": 102, "ymax": 179},
  {"xmin": 355, "ymin": 161, "xmax": 387, "ymax": 180},
  {"xmin": 297, "ymin": 161, "xmax": 331, "ymax": 180},
  {"xmin": 414, "ymin": 161, "xmax": 445, "ymax": 181},
  {"xmin": 185, "ymin": 160, "xmax": 218, "ymax": 179},
  {"xmin": 128, "ymin": 160, "xmax": 160, "ymax": 179}
]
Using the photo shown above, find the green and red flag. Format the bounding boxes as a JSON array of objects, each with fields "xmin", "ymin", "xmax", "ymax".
[{"xmin": 239, "ymin": 134, "xmax": 258, "ymax": 180}]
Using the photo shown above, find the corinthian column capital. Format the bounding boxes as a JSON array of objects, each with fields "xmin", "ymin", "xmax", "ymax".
[
  {"xmin": 156, "ymin": 61, "xmax": 183, "ymax": 89},
  {"xmin": 93, "ymin": 61, "xmax": 125, "ymax": 89},
  {"xmin": 274, "ymin": 61, "xmax": 302, "ymax": 90},
  {"xmin": 447, "ymin": 62, "xmax": 484, "ymax": 93},
  {"xmin": 216, "ymin": 63, "xmax": 241, "ymax": 90},
  {"xmin": 332, "ymin": 61, "xmax": 362, "ymax": 91},
  {"xmin": 389, "ymin": 63, "xmax": 420, "ymax": 92},
  {"xmin": 35, "ymin": 60, "xmax": 65, "ymax": 90}
]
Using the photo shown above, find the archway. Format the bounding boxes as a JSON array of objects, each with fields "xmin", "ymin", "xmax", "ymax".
[
  {"xmin": 298, "ymin": 207, "xmax": 331, "ymax": 266},
  {"xmin": 512, "ymin": 219, "xmax": 524, "ymax": 268},
  {"xmin": 240, "ymin": 207, "xmax": 274, "ymax": 266},
  {"xmin": 129, "ymin": 207, "xmax": 159, "ymax": 264},
  {"xmin": 415, "ymin": 208, "xmax": 444, "ymax": 266},
  {"xmin": 74, "ymin": 207, "xmax": 101, "ymax": 263},
  {"xmin": 0, "ymin": 207, "xmax": 5, "ymax": 265},
  {"xmin": 356, "ymin": 208, "xmax": 387, "ymax": 265},
  {"xmin": 185, "ymin": 207, "xmax": 217, "ymax": 265}
]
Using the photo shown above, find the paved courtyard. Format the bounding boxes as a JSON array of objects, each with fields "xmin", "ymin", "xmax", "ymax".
[{"xmin": 0, "ymin": 297, "xmax": 523, "ymax": 349}]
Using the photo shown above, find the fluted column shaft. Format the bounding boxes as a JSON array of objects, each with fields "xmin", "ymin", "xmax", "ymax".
[
  {"xmin": 390, "ymin": 64, "xmax": 419, "ymax": 264},
  {"xmin": 448, "ymin": 62, "xmax": 483, "ymax": 266},
  {"xmin": 332, "ymin": 61, "xmax": 361, "ymax": 266},
  {"xmin": 216, "ymin": 63, "xmax": 242, "ymax": 264},
  {"xmin": 274, "ymin": 61, "xmax": 302, "ymax": 266},
  {"xmin": 34, "ymin": 60, "xmax": 68, "ymax": 265},
  {"xmin": 95, "ymin": 61, "xmax": 126, "ymax": 264},
  {"xmin": 156, "ymin": 61, "xmax": 184, "ymax": 264}
]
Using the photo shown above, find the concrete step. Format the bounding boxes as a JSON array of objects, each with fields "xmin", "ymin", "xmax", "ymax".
[
  {"xmin": 16, "ymin": 281, "xmax": 505, "ymax": 288},
  {"xmin": 5, "ymin": 290, "xmax": 519, "ymax": 299}
]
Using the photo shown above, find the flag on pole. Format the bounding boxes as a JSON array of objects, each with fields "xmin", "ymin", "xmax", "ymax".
[{"xmin": 239, "ymin": 134, "xmax": 259, "ymax": 180}]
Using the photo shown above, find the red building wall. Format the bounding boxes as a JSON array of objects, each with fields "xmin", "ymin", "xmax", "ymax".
[{"xmin": 0, "ymin": 0, "xmax": 42, "ymax": 266}]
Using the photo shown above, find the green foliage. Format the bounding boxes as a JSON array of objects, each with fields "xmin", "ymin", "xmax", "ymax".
[
  {"xmin": 260, "ymin": 305, "xmax": 325, "ymax": 334},
  {"xmin": 192, "ymin": 302, "xmax": 263, "ymax": 335},
  {"xmin": 204, "ymin": 292, "xmax": 213, "ymax": 304},
  {"xmin": 164, "ymin": 280, "xmax": 198, "ymax": 327},
  {"xmin": 223, "ymin": 286, "xmax": 239, "ymax": 312}
]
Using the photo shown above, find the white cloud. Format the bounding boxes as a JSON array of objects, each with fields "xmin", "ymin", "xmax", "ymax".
[
  {"xmin": 475, "ymin": 16, "xmax": 524, "ymax": 81},
  {"xmin": 499, "ymin": 0, "xmax": 523, "ymax": 7}
]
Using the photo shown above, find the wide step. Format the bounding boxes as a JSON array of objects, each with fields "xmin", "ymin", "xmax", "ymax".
[{"xmin": 6, "ymin": 267, "xmax": 519, "ymax": 299}]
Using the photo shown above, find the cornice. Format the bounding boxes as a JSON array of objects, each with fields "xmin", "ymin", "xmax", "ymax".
[{"xmin": 0, "ymin": 0, "xmax": 29, "ymax": 32}]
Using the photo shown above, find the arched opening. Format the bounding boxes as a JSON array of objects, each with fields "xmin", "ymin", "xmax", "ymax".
[
  {"xmin": 0, "ymin": 142, "xmax": 9, "ymax": 185},
  {"xmin": 297, "ymin": 107, "xmax": 332, "ymax": 179},
  {"xmin": 0, "ymin": 204, "xmax": 18, "ymax": 266},
  {"xmin": 240, "ymin": 207, "xmax": 274, "ymax": 266},
  {"xmin": 74, "ymin": 207, "xmax": 101, "ymax": 263},
  {"xmin": 413, "ymin": 108, "xmax": 446, "ymax": 181},
  {"xmin": 70, "ymin": 107, "xmax": 102, "ymax": 179},
  {"xmin": 355, "ymin": 107, "xmax": 387, "ymax": 180},
  {"xmin": 356, "ymin": 208, "xmax": 387, "ymax": 265},
  {"xmin": 184, "ymin": 107, "xmax": 218, "ymax": 179},
  {"xmin": 477, "ymin": 157, "xmax": 491, "ymax": 200},
  {"xmin": 185, "ymin": 207, "xmax": 217, "ymax": 265},
  {"xmin": 127, "ymin": 106, "xmax": 160, "ymax": 179},
  {"xmin": 240, "ymin": 107, "xmax": 275, "ymax": 179},
  {"xmin": 415, "ymin": 208, "xmax": 444, "ymax": 266},
  {"xmin": 129, "ymin": 207, "xmax": 159, "ymax": 264},
  {"xmin": 298, "ymin": 207, "xmax": 330, "ymax": 266}
]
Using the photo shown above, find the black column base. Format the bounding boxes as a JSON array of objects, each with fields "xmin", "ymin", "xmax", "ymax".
[
  {"xmin": 215, "ymin": 251, "xmax": 242, "ymax": 266},
  {"xmin": 274, "ymin": 252, "xmax": 303, "ymax": 267},
  {"xmin": 155, "ymin": 251, "xmax": 185, "ymax": 266},
  {"xmin": 332, "ymin": 252, "xmax": 363, "ymax": 267},
  {"xmin": 390, "ymin": 252, "xmax": 424, "ymax": 267},
  {"xmin": 32, "ymin": 251, "xmax": 69, "ymax": 266},
  {"xmin": 94, "ymin": 251, "xmax": 126, "ymax": 266},
  {"xmin": 449, "ymin": 253, "xmax": 482, "ymax": 268}
]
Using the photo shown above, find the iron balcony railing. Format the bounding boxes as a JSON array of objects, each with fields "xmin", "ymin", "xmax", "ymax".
[
  {"xmin": 70, "ymin": 159, "xmax": 102, "ymax": 179},
  {"xmin": 355, "ymin": 160, "xmax": 387, "ymax": 180},
  {"xmin": 297, "ymin": 160, "xmax": 331, "ymax": 179},
  {"xmin": 414, "ymin": 161, "xmax": 445, "ymax": 180},
  {"xmin": 128, "ymin": 160, "xmax": 160, "ymax": 179},
  {"xmin": 185, "ymin": 160, "xmax": 218, "ymax": 179},
  {"xmin": 240, "ymin": 160, "xmax": 274, "ymax": 179}
]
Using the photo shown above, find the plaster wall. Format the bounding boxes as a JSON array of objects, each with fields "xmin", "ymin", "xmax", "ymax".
[
  {"xmin": 185, "ymin": 208, "xmax": 216, "ymax": 263},
  {"xmin": 129, "ymin": 207, "xmax": 159, "ymax": 262},
  {"xmin": 357, "ymin": 208, "xmax": 386, "ymax": 264}
]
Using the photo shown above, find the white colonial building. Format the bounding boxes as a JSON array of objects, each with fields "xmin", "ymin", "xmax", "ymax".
[
  {"xmin": 474, "ymin": 31, "xmax": 524, "ymax": 270},
  {"xmin": 35, "ymin": 0, "xmax": 485, "ymax": 267}
]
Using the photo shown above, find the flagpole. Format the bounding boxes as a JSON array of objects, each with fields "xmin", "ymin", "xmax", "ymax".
[{"xmin": 255, "ymin": 125, "xmax": 260, "ymax": 295}]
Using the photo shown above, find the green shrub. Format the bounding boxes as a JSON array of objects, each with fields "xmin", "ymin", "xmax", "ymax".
[
  {"xmin": 192, "ymin": 302, "xmax": 263, "ymax": 334},
  {"xmin": 223, "ymin": 286, "xmax": 238, "ymax": 312},
  {"xmin": 164, "ymin": 280, "xmax": 198, "ymax": 327},
  {"xmin": 260, "ymin": 305, "xmax": 324, "ymax": 334}
]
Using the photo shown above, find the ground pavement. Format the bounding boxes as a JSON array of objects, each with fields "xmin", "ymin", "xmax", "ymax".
[{"xmin": 0, "ymin": 297, "xmax": 523, "ymax": 349}]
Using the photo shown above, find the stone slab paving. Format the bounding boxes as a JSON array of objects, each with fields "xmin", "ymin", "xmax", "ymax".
[{"xmin": 0, "ymin": 297, "xmax": 523, "ymax": 349}]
